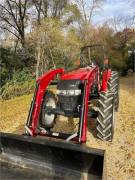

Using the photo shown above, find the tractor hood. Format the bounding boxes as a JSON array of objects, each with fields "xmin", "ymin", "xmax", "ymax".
[{"xmin": 61, "ymin": 67, "xmax": 97, "ymax": 80}]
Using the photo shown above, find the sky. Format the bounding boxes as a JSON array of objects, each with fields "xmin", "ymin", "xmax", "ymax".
[{"xmin": 93, "ymin": 0, "xmax": 134, "ymax": 25}]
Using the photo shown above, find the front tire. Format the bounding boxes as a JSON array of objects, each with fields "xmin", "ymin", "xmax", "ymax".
[
  {"xmin": 96, "ymin": 91, "xmax": 115, "ymax": 141},
  {"xmin": 40, "ymin": 90, "xmax": 57, "ymax": 130}
]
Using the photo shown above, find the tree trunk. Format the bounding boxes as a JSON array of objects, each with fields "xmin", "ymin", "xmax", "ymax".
[
  {"xmin": 36, "ymin": 46, "xmax": 41, "ymax": 79},
  {"xmin": 43, "ymin": 0, "xmax": 48, "ymax": 18}
]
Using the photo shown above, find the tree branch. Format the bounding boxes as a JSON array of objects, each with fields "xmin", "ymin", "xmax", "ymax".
[
  {"xmin": 9, "ymin": 0, "xmax": 20, "ymax": 8},
  {"xmin": 22, "ymin": 0, "xmax": 27, "ymax": 19},
  {"xmin": 0, "ymin": 25, "xmax": 20, "ymax": 40},
  {"xmin": 0, "ymin": 15, "xmax": 19, "ymax": 32},
  {"xmin": 6, "ymin": 0, "xmax": 20, "ymax": 31},
  {"xmin": 0, "ymin": 4, "xmax": 13, "ymax": 16}
]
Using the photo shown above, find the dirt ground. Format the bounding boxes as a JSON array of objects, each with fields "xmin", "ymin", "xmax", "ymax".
[
  {"xmin": 86, "ymin": 75, "xmax": 135, "ymax": 180},
  {"xmin": 0, "ymin": 75, "xmax": 135, "ymax": 180}
]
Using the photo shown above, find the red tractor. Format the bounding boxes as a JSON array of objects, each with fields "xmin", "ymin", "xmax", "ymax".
[
  {"xmin": 0, "ymin": 45, "xmax": 119, "ymax": 179},
  {"xmin": 25, "ymin": 44, "xmax": 119, "ymax": 142}
]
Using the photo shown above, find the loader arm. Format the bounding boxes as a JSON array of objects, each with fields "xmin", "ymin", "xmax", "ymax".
[
  {"xmin": 79, "ymin": 66, "xmax": 100, "ymax": 142},
  {"xmin": 26, "ymin": 68, "xmax": 64, "ymax": 136}
]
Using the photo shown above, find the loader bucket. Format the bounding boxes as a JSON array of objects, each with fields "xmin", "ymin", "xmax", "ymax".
[{"xmin": 0, "ymin": 133, "xmax": 104, "ymax": 180}]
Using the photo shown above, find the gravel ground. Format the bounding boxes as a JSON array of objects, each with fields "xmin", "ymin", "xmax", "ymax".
[{"xmin": 0, "ymin": 75, "xmax": 135, "ymax": 180}]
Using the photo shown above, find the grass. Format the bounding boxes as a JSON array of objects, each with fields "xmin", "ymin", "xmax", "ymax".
[
  {"xmin": 0, "ymin": 75, "xmax": 135, "ymax": 179},
  {"xmin": 0, "ymin": 94, "xmax": 33, "ymax": 133}
]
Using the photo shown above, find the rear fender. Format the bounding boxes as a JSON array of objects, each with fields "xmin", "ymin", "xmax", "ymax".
[{"xmin": 101, "ymin": 69, "xmax": 112, "ymax": 92}]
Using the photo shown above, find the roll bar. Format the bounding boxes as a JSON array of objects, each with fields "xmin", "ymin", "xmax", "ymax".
[{"xmin": 80, "ymin": 44, "xmax": 108, "ymax": 68}]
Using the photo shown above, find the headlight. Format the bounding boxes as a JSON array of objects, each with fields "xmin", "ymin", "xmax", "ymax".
[
  {"xmin": 56, "ymin": 89, "xmax": 81, "ymax": 96},
  {"xmin": 74, "ymin": 89, "xmax": 81, "ymax": 95}
]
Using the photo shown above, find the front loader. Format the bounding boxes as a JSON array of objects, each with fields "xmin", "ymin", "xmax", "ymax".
[{"xmin": 0, "ymin": 45, "xmax": 119, "ymax": 179}]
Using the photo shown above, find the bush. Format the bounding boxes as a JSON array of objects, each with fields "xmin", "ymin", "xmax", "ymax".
[
  {"xmin": 1, "ymin": 79, "xmax": 35, "ymax": 100},
  {"xmin": 1, "ymin": 68, "xmax": 35, "ymax": 100},
  {"xmin": 11, "ymin": 68, "xmax": 34, "ymax": 83}
]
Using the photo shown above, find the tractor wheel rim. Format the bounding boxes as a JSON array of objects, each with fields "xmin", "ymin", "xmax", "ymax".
[{"xmin": 43, "ymin": 98, "xmax": 56, "ymax": 126}]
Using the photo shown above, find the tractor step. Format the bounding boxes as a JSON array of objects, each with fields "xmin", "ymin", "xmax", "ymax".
[{"xmin": 0, "ymin": 132, "xmax": 104, "ymax": 180}]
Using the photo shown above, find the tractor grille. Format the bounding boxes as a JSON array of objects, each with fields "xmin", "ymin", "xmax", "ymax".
[
  {"xmin": 57, "ymin": 79, "xmax": 83, "ymax": 117},
  {"xmin": 58, "ymin": 95, "xmax": 81, "ymax": 116}
]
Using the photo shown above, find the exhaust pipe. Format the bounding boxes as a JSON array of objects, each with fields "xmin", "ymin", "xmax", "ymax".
[{"xmin": 0, "ymin": 133, "xmax": 104, "ymax": 179}]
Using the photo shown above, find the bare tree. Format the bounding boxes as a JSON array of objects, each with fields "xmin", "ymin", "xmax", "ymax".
[
  {"xmin": 0, "ymin": 0, "xmax": 28, "ymax": 47},
  {"xmin": 31, "ymin": 0, "xmax": 69, "ymax": 25},
  {"xmin": 75, "ymin": 0, "xmax": 105, "ymax": 42},
  {"xmin": 32, "ymin": 0, "xmax": 43, "ymax": 25},
  {"xmin": 50, "ymin": 0, "xmax": 69, "ymax": 18},
  {"xmin": 42, "ymin": 0, "xmax": 49, "ymax": 18},
  {"xmin": 76, "ymin": 0, "xmax": 105, "ymax": 24},
  {"xmin": 109, "ymin": 15, "xmax": 134, "ymax": 33}
]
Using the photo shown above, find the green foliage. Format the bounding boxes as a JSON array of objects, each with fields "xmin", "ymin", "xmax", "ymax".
[
  {"xmin": 1, "ymin": 68, "xmax": 35, "ymax": 100},
  {"xmin": 0, "ymin": 47, "xmax": 20, "ymax": 85},
  {"xmin": 0, "ymin": 46, "xmax": 35, "ymax": 86},
  {"xmin": 1, "ymin": 80, "xmax": 35, "ymax": 100},
  {"xmin": 10, "ymin": 68, "xmax": 34, "ymax": 84}
]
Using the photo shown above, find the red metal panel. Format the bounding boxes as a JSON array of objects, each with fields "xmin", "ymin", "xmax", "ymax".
[
  {"xmin": 60, "ymin": 67, "xmax": 97, "ymax": 80},
  {"xmin": 81, "ymin": 66, "xmax": 99, "ymax": 143},
  {"xmin": 101, "ymin": 69, "xmax": 112, "ymax": 92},
  {"xmin": 30, "ymin": 68, "xmax": 64, "ymax": 135},
  {"xmin": 28, "ymin": 66, "xmax": 100, "ymax": 143}
]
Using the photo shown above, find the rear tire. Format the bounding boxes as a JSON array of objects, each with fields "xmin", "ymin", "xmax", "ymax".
[
  {"xmin": 96, "ymin": 91, "xmax": 115, "ymax": 141},
  {"xmin": 108, "ymin": 71, "xmax": 119, "ymax": 112}
]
